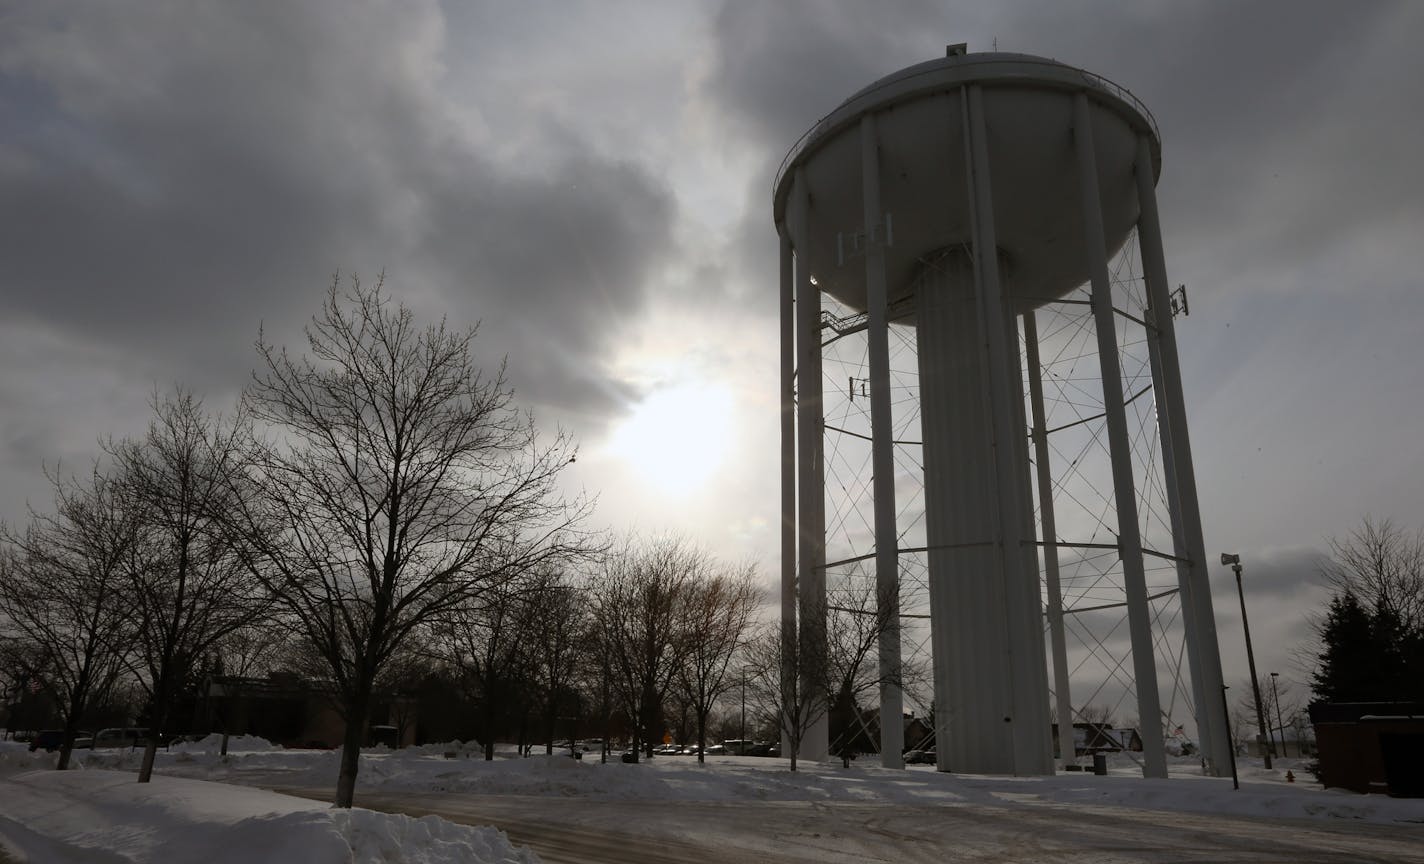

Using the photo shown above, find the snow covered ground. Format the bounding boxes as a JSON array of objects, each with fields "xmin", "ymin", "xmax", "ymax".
[
  {"xmin": 0, "ymin": 739, "xmax": 536, "ymax": 864},
  {"xmin": 1, "ymin": 737, "xmax": 1420, "ymax": 862}
]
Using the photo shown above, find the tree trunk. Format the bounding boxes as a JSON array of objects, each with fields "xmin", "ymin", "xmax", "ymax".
[
  {"xmin": 697, "ymin": 710, "xmax": 707, "ymax": 765},
  {"xmin": 640, "ymin": 684, "xmax": 657, "ymax": 758},
  {"xmin": 545, "ymin": 698, "xmax": 557, "ymax": 755},
  {"xmin": 137, "ymin": 697, "xmax": 169, "ymax": 783},
  {"xmin": 481, "ymin": 688, "xmax": 496, "ymax": 760},
  {"xmin": 334, "ymin": 695, "xmax": 370, "ymax": 808},
  {"xmin": 56, "ymin": 715, "xmax": 83, "ymax": 771},
  {"xmin": 138, "ymin": 736, "xmax": 160, "ymax": 783}
]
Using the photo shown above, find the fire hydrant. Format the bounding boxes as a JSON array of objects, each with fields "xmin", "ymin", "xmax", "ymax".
[{"xmin": 1285, "ymin": 770, "xmax": 1295, "ymax": 783}]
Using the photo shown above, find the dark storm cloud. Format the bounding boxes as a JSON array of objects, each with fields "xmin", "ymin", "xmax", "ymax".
[
  {"xmin": 409, "ymin": 151, "xmax": 672, "ymax": 418},
  {"xmin": 699, "ymin": 1, "xmax": 1424, "ymax": 310},
  {"xmin": 1208, "ymin": 547, "xmax": 1324, "ymax": 605},
  {"xmin": 704, "ymin": 1, "xmax": 962, "ymax": 154},
  {"xmin": 959, "ymin": 2, "xmax": 1424, "ymax": 281},
  {"xmin": 0, "ymin": 1, "xmax": 674, "ymax": 422},
  {"xmin": 698, "ymin": 2, "xmax": 965, "ymax": 308}
]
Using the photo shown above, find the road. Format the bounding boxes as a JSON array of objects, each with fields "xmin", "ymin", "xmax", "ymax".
[{"xmin": 273, "ymin": 786, "xmax": 1424, "ymax": 863}]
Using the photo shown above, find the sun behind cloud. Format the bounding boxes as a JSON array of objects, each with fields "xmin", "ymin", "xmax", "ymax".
[{"xmin": 604, "ymin": 381, "xmax": 735, "ymax": 497}]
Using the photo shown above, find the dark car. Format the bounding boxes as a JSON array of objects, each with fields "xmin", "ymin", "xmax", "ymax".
[{"xmin": 28, "ymin": 730, "xmax": 67, "ymax": 752}]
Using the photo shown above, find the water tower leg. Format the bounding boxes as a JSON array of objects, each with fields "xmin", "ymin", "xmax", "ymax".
[
  {"xmin": 779, "ymin": 229, "xmax": 798, "ymax": 762},
  {"xmin": 790, "ymin": 168, "xmax": 829, "ymax": 764},
  {"xmin": 1024, "ymin": 310, "xmax": 1077, "ymax": 771},
  {"xmin": 1134, "ymin": 135, "xmax": 1231, "ymax": 777},
  {"xmin": 860, "ymin": 114, "xmax": 905, "ymax": 769},
  {"xmin": 1073, "ymin": 92, "xmax": 1168, "ymax": 779},
  {"xmin": 965, "ymin": 84, "xmax": 1053, "ymax": 775}
]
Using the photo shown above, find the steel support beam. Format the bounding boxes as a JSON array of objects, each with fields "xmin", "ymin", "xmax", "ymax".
[
  {"xmin": 963, "ymin": 85, "xmax": 1053, "ymax": 775},
  {"xmin": 790, "ymin": 168, "xmax": 828, "ymax": 763},
  {"xmin": 1134, "ymin": 134, "xmax": 1231, "ymax": 777},
  {"xmin": 1073, "ymin": 92, "xmax": 1167, "ymax": 778},
  {"xmin": 1024, "ymin": 310, "xmax": 1076, "ymax": 770},
  {"xmin": 860, "ymin": 114, "xmax": 905, "ymax": 769},
  {"xmin": 779, "ymin": 224, "xmax": 798, "ymax": 762}
]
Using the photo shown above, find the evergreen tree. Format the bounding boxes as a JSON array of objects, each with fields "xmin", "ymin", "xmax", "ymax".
[
  {"xmin": 1313, "ymin": 518, "xmax": 1424, "ymax": 704},
  {"xmin": 1312, "ymin": 591, "xmax": 1423, "ymax": 703}
]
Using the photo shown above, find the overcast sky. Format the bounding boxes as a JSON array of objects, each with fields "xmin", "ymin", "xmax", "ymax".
[{"xmin": 3, "ymin": 1, "xmax": 1422, "ymax": 714}]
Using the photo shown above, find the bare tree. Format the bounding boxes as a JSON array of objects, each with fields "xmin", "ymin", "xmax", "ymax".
[
  {"xmin": 240, "ymin": 276, "xmax": 592, "ymax": 807},
  {"xmin": 824, "ymin": 576, "xmax": 927, "ymax": 759},
  {"xmin": 110, "ymin": 390, "xmax": 265, "ymax": 783},
  {"xmin": 0, "ymin": 468, "xmax": 137, "ymax": 769},
  {"xmin": 1075, "ymin": 704, "xmax": 1118, "ymax": 728},
  {"xmin": 521, "ymin": 570, "xmax": 590, "ymax": 755},
  {"xmin": 435, "ymin": 576, "xmax": 535, "ymax": 760},
  {"xmin": 678, "ymin": 563, "xmax": 756, "ymax": 764},
  {"xmin": 745, "ymin": 577, "xmax": 922, "ymax": 771},
  {"xmin": 589, "ymin": 535, "xmax": 700, "ymax": 761},
  {"xmin": 743, "ymin": 618, "xmax": 824, "ymax": 772},
  {"xmin": 1321, "ymin": 517, "xmax": 1424, "ymax": 636},
  {"xmin": 208, "ymin": 623, "xmax": 279, "ymax": 756}
]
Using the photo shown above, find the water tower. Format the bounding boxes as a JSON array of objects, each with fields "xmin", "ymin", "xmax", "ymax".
[{"xmin": 774, "ymin": 47, "xmax": 1230, "ymax": 777}]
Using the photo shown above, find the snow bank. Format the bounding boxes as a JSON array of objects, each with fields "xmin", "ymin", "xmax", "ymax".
[
  {"xmin": 170, "ymin": 733, "xmax": 283, "ymax": 753},
  {"xmin": 10, "ymin": 739, "xmax": 1418, "ymax": 850},
  {"xmin": 0, "ymin": 770, "xmax": 538, "ymax": 864},
  {"xmin": 0, "ymin": 741, "xmax": 57, "ymax": 777},
  {"xmin": 114, "ymin": 746, "xmax": 1422, "ymax": 825},
  {"xmin": 2, "ymin": 748, "xmax": 1420, "ymax": 864}
]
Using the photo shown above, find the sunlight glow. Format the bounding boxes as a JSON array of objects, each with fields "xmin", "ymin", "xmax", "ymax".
[{"xmin": 605, "ymin": 382, "xmax": 735, "ymax": 496}]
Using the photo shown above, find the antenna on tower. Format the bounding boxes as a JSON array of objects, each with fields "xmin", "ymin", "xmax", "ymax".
[{"xmin": 1170, "ymin": 284, "xmax": 1190, "ymax": 317}]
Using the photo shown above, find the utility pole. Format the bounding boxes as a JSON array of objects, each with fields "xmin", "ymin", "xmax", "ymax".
[
  {"xmin": 740, "ymin": 668, "xmax": 747, "ymax": 746},
  {"xmin": 1270, "ymin": 672, "xmax": 1288, "ymax": 758},
  {"xmin": 1222, "ymin": 684, "xmax": 1239, "ymax": 790},
  {"xmin": 1223, "ymin": 553, "xmax": 1271, "ymax": 769}
]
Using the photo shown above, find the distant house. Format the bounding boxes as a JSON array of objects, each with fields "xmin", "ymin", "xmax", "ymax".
[
  {"xmin": 206, "ymin": 673, "xmax": 417, "ymax": 749},
  {"xmin": 1052, "ymin": 722, "xmax": 1140, "ymax": 757},
  {"xmin": 903, "ymin": 715, "xmax": 934, "ymax": 751}
]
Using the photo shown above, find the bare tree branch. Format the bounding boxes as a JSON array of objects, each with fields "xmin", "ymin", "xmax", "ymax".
[{"xmin": 237, "ymin": 275, "xmax": 594, "ymax": 806}]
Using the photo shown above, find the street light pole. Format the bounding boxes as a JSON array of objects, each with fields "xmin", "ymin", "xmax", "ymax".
[
  {"xmin": 1223, "ymin": 553, "xmax": 1272, "ymax": 769},
  {"xmin": 740, "ymin": 669, "xmax": 746, "ymax": 746},
  {"xmin": 1270, "ymin": 672, "xmax": 1288, "ymax": 758},
  {"xmin": 1222, "ymin": 684, "xmax": 1239, "ymax": 790}
]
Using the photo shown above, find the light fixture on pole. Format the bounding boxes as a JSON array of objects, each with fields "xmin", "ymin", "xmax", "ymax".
[{"xmin": 1222, "ymin": 553, "xmax": 1272, "ymax": 769}]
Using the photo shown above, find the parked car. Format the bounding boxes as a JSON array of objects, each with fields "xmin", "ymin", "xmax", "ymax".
[
  {"xmin": 27, "ymin": 730, "xmax": 94, "ymax": 752},
  {"xmin": 903, "ymin": 748, "xmax": 935, "ymax": 764},
  {"xmin": 28, "ymin": 730, "xmax": 67, "ymax": 752},
  {"xmin": 92, "ymin": 727, "xmax": 151, "ymax": 749},
  {"xmin": 704, "ymin": 744, "xmax": 727, "ymax": 756}
]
